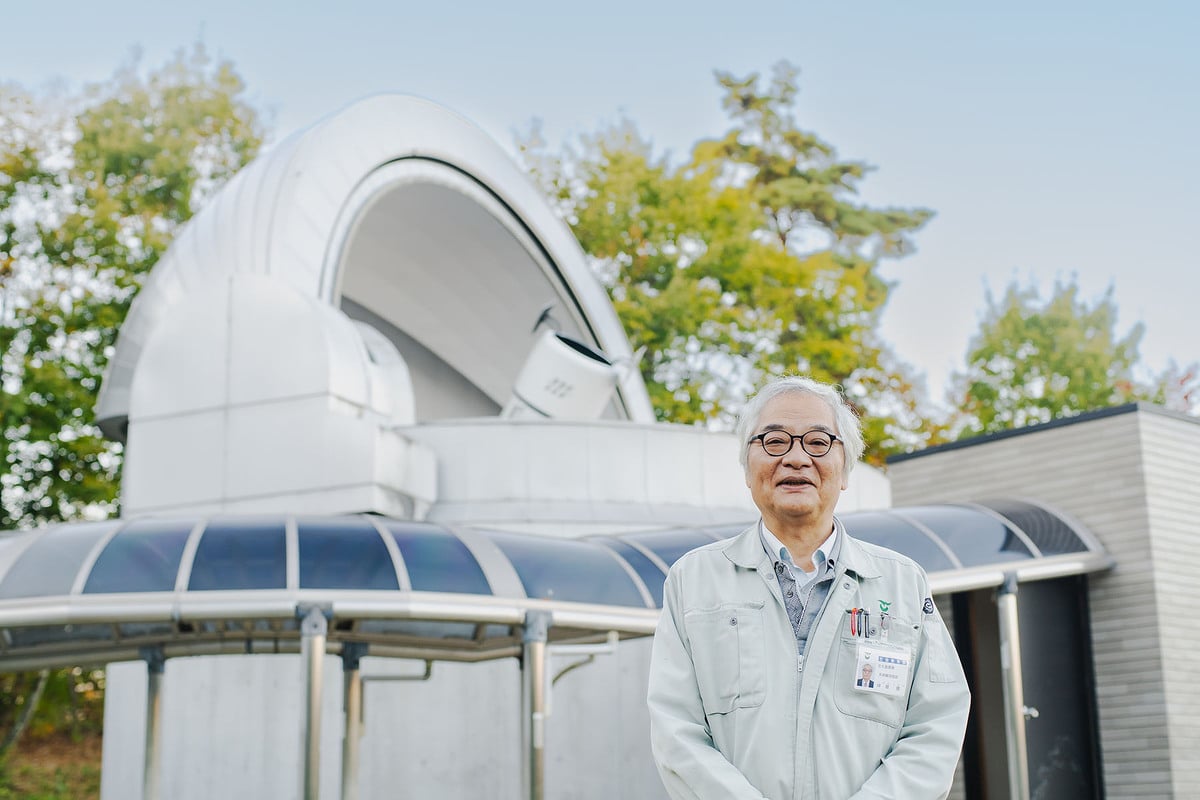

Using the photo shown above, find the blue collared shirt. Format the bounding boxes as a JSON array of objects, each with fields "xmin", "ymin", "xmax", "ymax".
[
  {"xmin": 760, "ymin": 521, "xmax": 839, "ymax": 588},
  {"xmin": 760, "ymin": 521, "xmax": 841, "ymax": 654}
]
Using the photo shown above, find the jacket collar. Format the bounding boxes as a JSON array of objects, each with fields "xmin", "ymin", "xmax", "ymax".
[{"xmin": 723, "ymin": 516, "xmax": 882, "ymax": 580}]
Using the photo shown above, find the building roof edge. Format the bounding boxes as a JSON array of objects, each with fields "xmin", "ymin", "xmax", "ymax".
[{"xmin": 887, "ymin": 402, "xmax": 1197, "ymax": 464}]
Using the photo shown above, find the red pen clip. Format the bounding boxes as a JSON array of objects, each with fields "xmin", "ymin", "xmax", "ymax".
[{"xmin": 850, "ymin": 607, "xmax": 857, "ymax": 636}]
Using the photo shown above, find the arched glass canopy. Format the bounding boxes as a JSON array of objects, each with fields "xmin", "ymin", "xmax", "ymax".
[{"xmin": 0, "ymin": 499, "xmax": 1108, "ymax": 671}]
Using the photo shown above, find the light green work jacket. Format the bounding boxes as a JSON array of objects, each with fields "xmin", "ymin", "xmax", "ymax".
[{"xmin": 647, "ymin": 521, "xmax": 970, "ymax": 799}]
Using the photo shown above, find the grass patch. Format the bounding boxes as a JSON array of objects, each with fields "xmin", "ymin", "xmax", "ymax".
[{"xmin": 0, "ymin": 732, "xmax": 101, "ymax": 800}]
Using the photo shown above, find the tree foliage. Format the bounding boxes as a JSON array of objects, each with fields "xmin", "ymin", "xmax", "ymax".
[
  {"xmin": 0, "ymin": 46, "xmax": 263, "ymax": 529},
  {"xmin": 521, "ymin": 62, "xmax": 938, "ymax": 462},
  {"xmin": 0, "ymin": 49, "xmax": 263, "ymax": 755},
  {"xmin": 948, "ymin": 277, "xmax": 1184, "ymax": 436},
  {"xmin": 1147, "ymin": 361, "xmax": 1200, "ymax": 415}
]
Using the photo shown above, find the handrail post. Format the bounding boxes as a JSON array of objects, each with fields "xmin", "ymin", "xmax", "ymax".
[
  {"xmin": 997, "ymin": 573, "xmax": 1030, "ymax": 800},
  {"xmin": 341, "ymin": 642, "xmax": 367, "ymax": 800},
  {"xmin": 521, "ymin": 611, "xmax": 551, "ymax": 800},
  {"xmin": 140, "ymin": 647, "xmax": 166, "ymax": 800},
  {"xmin": 301, "ymin": 606, "xmax": 329, "ymax": 800}
]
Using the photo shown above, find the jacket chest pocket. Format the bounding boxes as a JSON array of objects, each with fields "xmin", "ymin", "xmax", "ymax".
[
  {"xmin": 832, "ymin": 617, "xmax": 919, "ymax": 728},
  {"xmin": 683, "ymin": 603, "xmax": 767, "ymax": 714}
]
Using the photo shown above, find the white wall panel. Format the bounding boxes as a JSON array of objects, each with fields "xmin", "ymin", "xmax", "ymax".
[{"xmin": 123, "ymin": 412, "xmax": 226, "ymax": 514}]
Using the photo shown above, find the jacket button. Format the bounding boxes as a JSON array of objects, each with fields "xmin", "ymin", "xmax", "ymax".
[{"xmin": 729, "ymin": 617, "xmax": 737, "ymax": 626}]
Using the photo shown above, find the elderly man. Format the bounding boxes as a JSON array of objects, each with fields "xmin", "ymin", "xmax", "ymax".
[{"xmin": 648, "ymin": 376, "xmax": 970, "ymax": 799}]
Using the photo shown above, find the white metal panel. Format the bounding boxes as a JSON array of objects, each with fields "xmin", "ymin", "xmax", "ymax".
[
  {"xmin": 523, "ymin": 424, "xmax": 592, "ymax": 504},
  {"xmin": 403, "ymin": 420, "xmax": 759, "ymax": 533},
  {"xmin": 125, "ymin": 279, "xmax": 231, "ymax": 421},
  {"xmin": 218, "ymin": 486, "xmax": 411, "ymax": 519},
  {"xmin": 222, "ymin": 397, "xmax": 377, "ymax": 500},
  {"xmin": 94, "ymin": 142, "xmax": 296, "ymax": 432},
  {"xmin": 644, "ymin": 427, "xmax": 707, "ymax": 509},
  {"xmin": 225, "ymin": 274, "xmax": 370, "ymax": 409},
  {"xmin": 122, "ymin": 412, "xmax": 227, "ymax": 515},
  {"xmin": 248, "ymin": 132, "xmax": 306, "ymax": 278},
  {"xmin": 373, "ymin": 430, "xmax": 437, "ymax": 517},
  {"xmin": 119, "ymin": 269, "xmax": 431, "ymax": 517},
  {"xmin": 699, "ymin": 430, "xmax": 754, "ymax": 511},
  {"xmin": 355, "ymin": 322, "xmax": 416, "ymax": 424},
  {"xmin": 585, "ymin": 424, "xmax": 652, "ymax": 507},
  {"xmin": 96, "ymin": 94, "xmax": 654, "ymax": 434},
  {"xmin": 335, "ymin": 171, "xmax": 569, "ymax": 407},
  {"xmin": 427, "ymin": 423, "xmax": 530, "ymax": 505},
  {"xmin": 838, "ymin": 463, "xmax": 892, "ymax": 512}
]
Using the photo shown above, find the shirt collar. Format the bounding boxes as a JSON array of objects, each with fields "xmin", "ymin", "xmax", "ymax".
[{"xmin": 759, "ymin": 520, "xmax": 839, "ymax": 574}]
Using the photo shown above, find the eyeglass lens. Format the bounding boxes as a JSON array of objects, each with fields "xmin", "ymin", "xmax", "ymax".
[{"xmin": 760, "ymin": 431, "xmax": 833, "ymax": 457}]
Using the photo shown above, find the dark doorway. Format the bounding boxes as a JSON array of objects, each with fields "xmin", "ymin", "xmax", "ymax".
[
  {"xmin": 1018, "ymin": 576, "xmax": 1103, "ymax": 800},
  {"xmin": 952, "ymin": 577, "xmax": 1102, "ymax": 800}
]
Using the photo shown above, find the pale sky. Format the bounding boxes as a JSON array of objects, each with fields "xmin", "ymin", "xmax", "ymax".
[{"xmin": 3, "ymin": 0, "xmax": 1197, "ymax": 404}]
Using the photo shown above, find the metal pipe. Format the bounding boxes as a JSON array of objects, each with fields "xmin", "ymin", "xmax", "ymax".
[
  {"xmin": 546, "ymin": 630, "xmax": 619, "ymax": 657},
  {"xmin": 550, "ymin": 631, "xmax": 619, "ymax": 688},
  {"xmin": 333, "ymin": 598, "xmax": 525, "ymax": 625},
  {"xmin": 551, "ymin": 655, "xmax": 594, "ymax": 687},
  {"xmin": 341, "ymin": 643, "xmax": 366, "ymax": 800},
  {"xmin": 362, "ymin": 661, "xmax": 434, "ymax": 682},
  {"xmin": 142, "ymin": 648, "xmax": 165, "ymax": 800},
  {"xmin": 997, "ymin": 573, "xmax": 1030, "ymax": 800},
  {"xmin": 301, "ymin": 606, "xmax": 328, "ymax": 800},
  {"xmin": 359, "ymin": 644, "xmax": 521, "ymax": 664},
  {"xmin": 521, "ymin": 611, "xmax": 551, "ymax": 800},
  {"xmin": 544, "ymin": 607, "xmax": 658, "ymax": 633},
  {"xmin": 0, "ymin": 590, "xmax": 665, "ymax": 635}
]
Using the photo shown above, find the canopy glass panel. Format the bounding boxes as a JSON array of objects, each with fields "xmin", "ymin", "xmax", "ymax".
[
  {"xmin": 188, "ymin": 519, "xmax": 287, "ymax": 591},
  {"xmin": 483, "ymin": 532, "xmax": 647, "ymax": 608}
]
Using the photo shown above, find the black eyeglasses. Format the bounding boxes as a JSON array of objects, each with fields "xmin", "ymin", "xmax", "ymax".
[{"xmin": 748, "ymin": 429, "xmax": 842, "ymax": 458}]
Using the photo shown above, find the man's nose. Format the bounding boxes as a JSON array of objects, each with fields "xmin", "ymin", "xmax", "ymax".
[{"xmin": 781, "ymin": 442, "xmax": 814, "ymax": 466}]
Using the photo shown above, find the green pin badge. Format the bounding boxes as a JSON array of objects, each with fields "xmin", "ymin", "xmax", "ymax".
[{"xmin": 878, "ymin": 600, "xmax": 891, "ymax": 613}]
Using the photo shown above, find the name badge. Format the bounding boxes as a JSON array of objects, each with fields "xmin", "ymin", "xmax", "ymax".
[{"xmin": 853, "ymin": 640, "xmax": 910, "ymax": 697}]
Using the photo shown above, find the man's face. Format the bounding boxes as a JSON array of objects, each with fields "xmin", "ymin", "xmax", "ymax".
[
  {"xmin": 861, "ymin": 664, "xmax": 873, "ymax": 680},
  {"xmin": 744, "ymin": 392, "xmax": 847, "ymax": 534}
]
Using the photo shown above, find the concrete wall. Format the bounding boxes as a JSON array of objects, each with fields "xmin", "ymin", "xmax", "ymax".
[
  {"xmin": 888, "ymin": 406, "xmax": 1190, "ymax": 798},
  {"xmin": 103, "ymin": 640, "xmax": 662, "ymax": 800}
]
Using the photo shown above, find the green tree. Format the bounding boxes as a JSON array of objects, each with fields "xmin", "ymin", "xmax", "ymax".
[
  {"xmin": 0, "ymin": 47, "xmax": 263, "ymax": 759},
  {"xmin": 522, "ymin": 62, "xmax": 938, "ymax": 462},
  {"xmin": 1148, "ymin": 361, "xmax": 1200, "ymax": 415},
  {"xmin": 950, "ymin": 278, "xmax": 1155, "ymax": 436},
  {"xmin": 0, "ymin": 45, "xmax": 263, "ymax": 530}
]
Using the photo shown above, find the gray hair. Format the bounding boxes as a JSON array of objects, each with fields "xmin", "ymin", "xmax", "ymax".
[{"xmin": 734, "ymin": 376, "xmax": 865, "ymax": 477}]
